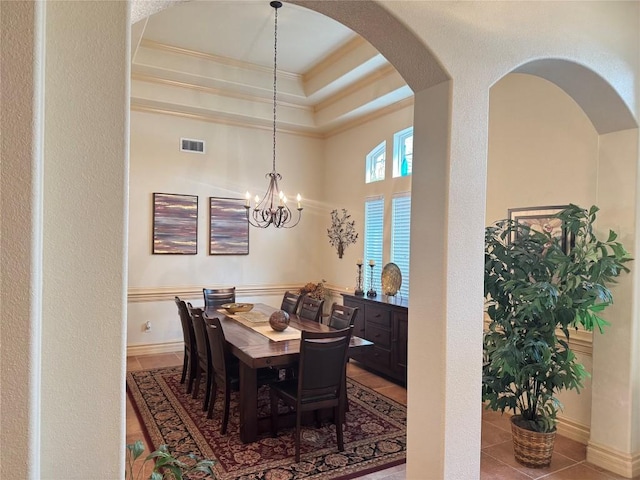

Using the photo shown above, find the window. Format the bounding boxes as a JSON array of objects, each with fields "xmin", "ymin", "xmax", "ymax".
[
  {"xmin": 392, "ymin": 127, "xmax": 413, "ymax": 178},
  {"xmin": 364, "ymin": 197, "xmax": 384, "ymax": 292},
  {"xmin": 391, "ymin": 194, "xmax": 411, "ymax": 298},
  {"xmin": 366, "ymin": 141, "xmax": 386, "ymax": 183}
]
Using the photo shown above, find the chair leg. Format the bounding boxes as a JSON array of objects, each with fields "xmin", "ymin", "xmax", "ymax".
[
  {"xmin": 207, "ymin": 382, "xmax": 218, "ymax": 419},
  {"xmin": 221, "ymin": 384, "xmax": 231, "ymax": 435},
  {"xmin": 295, "ymin": 409, "xmax": 302, "ymax": 463},
  {"xmin": 203, "ymin": 370, "xmax": 213, "ymax": 411},
  {"xmin": 336, "ymin": 405, "xmax": 344, "ymax": 452},
  {"xmin": 187, "ymin": 353, "xmax": 197, "ymax": 394},
  {"xmin": 180, "ymin": 349, "xmax": 188, "ymax": 384},
  {"xmin": 192, "ymin": 368, "xmax": 201, "ymax": 399},
  {"xmin": 343, "ymin": 374, "xmax": 349, "ymax": 412}
]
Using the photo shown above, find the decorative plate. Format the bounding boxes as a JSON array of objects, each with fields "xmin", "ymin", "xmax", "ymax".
[{"xmin": 381, "ymin": 263, "xmax": 402, "ymax": 296}]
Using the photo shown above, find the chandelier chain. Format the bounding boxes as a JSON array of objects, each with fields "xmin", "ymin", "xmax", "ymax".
[{"xmin": 272, "ymin": 4, "xmax": 278, "ymax": 173}]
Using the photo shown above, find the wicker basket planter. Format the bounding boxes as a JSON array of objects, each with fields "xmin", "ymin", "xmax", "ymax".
[{"xmin": 510, "ymin": 416, "xmax": 556, "ymax": 468}]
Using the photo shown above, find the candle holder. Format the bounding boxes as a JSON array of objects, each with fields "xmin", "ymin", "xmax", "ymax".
[
  {"xmin": 355, "ymin": 263, "xmax": 364, "ymax": 296},
  {"xmin": 366, "ymin": 263, "xmax": 377, "ymax": 298}
]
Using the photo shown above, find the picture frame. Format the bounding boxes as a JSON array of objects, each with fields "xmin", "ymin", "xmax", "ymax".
[
  {"xmin": 152, "ymin": 193, "xmax": 198, "ymax": 254},
  {"xmin": 508, "ymin": 205, "xmax": 571, "ymax": 253},
  {"xmin": 209, "ymin": 197, "xmax": 249, "ymax": 255}
]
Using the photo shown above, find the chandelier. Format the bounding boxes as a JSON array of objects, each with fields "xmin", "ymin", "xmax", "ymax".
[{"xmin": 245, "ymin": 0, "xmax": 302, "ymax": 228}]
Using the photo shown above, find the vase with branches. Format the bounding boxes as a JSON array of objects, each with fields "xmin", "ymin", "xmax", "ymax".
[{"xmin": 327, "ymin": 209, "xmax": 358, "ymax": 258}]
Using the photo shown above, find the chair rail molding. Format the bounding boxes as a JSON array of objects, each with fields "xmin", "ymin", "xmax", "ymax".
[{"xmin": 128, "ymin": 284, "xmax": 306, "ymax": 303}]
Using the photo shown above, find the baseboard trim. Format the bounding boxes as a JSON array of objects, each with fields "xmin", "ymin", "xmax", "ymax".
[
  {"xmin": 128, "ymin": 341, "xmax": 183, "ymax": 357},
  {"xmin": 556, "ymin": 416, "xmax": 590, "ymax": 445},
  {"xmin": 587, "ymin": 441, "xmax": 639, "ymax": 478}
]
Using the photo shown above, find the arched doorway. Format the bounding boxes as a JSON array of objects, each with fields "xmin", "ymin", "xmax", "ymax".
[{"xmin": 487, "ymin": 59, "xmax": 638, "ymax": 475}]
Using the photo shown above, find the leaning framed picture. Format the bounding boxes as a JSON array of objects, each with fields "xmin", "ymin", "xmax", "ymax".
[
  {"xmin": 152, "ymin": 193, "xmax": 198, "ymax": 254},
  {"xmin": 508, "ymin": 205, "xmax": 571, "ymax": 253},
  {"xmin": 209, "ymin": 197, "xmax": 249, "ymax": 255}
]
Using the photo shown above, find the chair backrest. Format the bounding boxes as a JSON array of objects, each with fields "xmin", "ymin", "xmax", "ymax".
[
  {"xmin": 175, "ymin": 296, "xmax": 196, "ymax": 351},
  {"xmin": 203, "ymin": 287, "xmax": 236, "ymax": 308},
  {"xmin": 281, "ymin": 291, "xmax": 303, "ymax": 315},
  {"xmin": 204, "ymin": 315, "xmax": 228, "ymax": 381},
  {"xmin": 327, "ymin": 302, "xmax": 359, "ymax": 330},
  {"xmin": 297, "ymin": 328, "xmax": 353, "ymax": 404},
  {"xmin": 298, "ymin": 296, "xmax": 324, "ymax": 323},
  {"xmin": 189, "ymin": 307, "xmax": 210, "ymax": 367}
]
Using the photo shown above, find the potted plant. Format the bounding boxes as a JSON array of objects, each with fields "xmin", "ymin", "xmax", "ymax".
[
  {"xmin": 126, "ymin": 440, "xmax": 215, "ymax": 480},
  {"xmin": 482, "ymin": 204, "xmax": 631, "ymax": 467}
]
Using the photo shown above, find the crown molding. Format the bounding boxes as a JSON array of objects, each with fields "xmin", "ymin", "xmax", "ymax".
[
  {"xmin": 131, "ymin": 95, "xmax": 415, "ymax": 140},
  {"xmin": 303, "ymin": 36, "xmax": 370, "ymax": 83},
  {"xmin": 130, "ymin": 101, "xmax": 323, "ymax": 139},
  {"xmin": 139, "ymin": 39, "xmax": 300, "ymax": 82},
  {"xmin": 315, "ymin": 64, "xmax": 400, "ymax": 114},
  {"xmin": 132, "ymin": 72, "xmax": 309, "ymax": 112}
]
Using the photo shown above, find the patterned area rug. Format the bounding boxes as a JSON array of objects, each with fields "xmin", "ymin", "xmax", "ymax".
[{"xmin": 127, "ymin": 366, "xmax": 406, "ymax": 480}]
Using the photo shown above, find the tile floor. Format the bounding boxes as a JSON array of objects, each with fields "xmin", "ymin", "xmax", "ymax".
[{"xmin": 126, "ymin": 352, "xmax": 629, "ymax": 480}]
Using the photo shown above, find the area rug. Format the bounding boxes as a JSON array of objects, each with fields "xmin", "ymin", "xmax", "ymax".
[{"xmin": 127, "ymin": 366, "xmax": 406, "ymax": 480}]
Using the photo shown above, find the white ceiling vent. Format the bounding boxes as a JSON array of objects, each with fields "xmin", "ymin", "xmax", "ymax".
[{"xmin": 180, "ymin": 138, "xmax": 205, "ymax": 154}]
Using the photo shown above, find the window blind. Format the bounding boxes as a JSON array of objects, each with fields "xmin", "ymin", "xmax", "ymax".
[
  {"xmin": 391, "ymin": 194, "xmax": 411, "ymax": 298},
  {"xmin": 364, "ymin": 197, "xmax": 384, "ymax": 292}
]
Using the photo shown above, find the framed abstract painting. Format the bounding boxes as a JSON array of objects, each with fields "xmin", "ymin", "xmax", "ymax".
[
  {"xmin": 209, "ymin": 197, "xmax": 249, "ymax": 255},
  {"xmin": 508, "ymin": 205, "xmax": 571, "ymax": 253},
  {"xmin": 152, "ymin": 193, "xmax": 198, "ymax": 254}
]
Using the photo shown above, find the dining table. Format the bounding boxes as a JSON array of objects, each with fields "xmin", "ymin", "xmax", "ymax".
[{"xmin": 203, "ymin": 302, "xmax": 373, "ymax": 443}]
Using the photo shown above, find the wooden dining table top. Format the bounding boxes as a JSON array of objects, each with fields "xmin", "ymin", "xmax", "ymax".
[{"xmin": 203, "ymin": 303, "xmax": 372, "ymax": 369}]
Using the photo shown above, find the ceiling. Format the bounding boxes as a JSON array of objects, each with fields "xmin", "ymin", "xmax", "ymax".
[
  {"xmin": 137, "ymin": 0, "xmax": 356, "ymax": 73},
  {"xmin": 131, "ymin": 0, "xmax": 414, "ymax": 135}
]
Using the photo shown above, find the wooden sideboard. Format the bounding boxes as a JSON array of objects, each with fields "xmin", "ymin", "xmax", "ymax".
[{"xmin": 342, "ymin": 293, "xmax": 408, "ymax": 384}]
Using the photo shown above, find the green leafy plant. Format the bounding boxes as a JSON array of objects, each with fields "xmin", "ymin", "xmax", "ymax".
[
  {"xmin": 126, "ymin": 440, "xmax": 215, "ymax": 480},
  {"xmin": 482, "ymin": 204, "xmax": 631, "ymax": 433}
]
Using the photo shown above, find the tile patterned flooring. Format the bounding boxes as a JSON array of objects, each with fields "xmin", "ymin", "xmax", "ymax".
[{"xmin": 127, "ymin": 352, "xmax": 629, "ymax": 480}]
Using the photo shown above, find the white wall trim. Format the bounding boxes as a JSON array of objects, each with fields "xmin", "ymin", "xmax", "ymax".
[
  {"xmin": 587, "ymin": 441, "xmax": 639, "ymax": 478},
  {"xmin": 128, "ymin": 283, "xmax": 348, "ymax": 303},
  {"xmin": 127, "ymin": 340, "xmax": 183, "ymax": 357},
  {"xmin": 556, "ymin": 416, "xmax": 590, "ymax": 445},
  {"xmin": 128, "ymin": 284, "xmax": 304, "ymax": 303}
]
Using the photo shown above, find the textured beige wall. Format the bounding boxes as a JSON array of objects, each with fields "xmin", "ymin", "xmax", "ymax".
[
  {"xmin": 1, "ymin": 2, "xmax": 44, "ymax": 478},
  {"xmin": 487, "ymin": 74, "xmax": 599, "ymax": 224},
  {"xmin": 40, "ymin": 2, "xmax": 129, "ymax": 478}
]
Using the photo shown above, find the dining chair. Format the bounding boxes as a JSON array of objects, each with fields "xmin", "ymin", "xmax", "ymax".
[
  {"xmin": 269, "ymin": 327, "xmax": 353, "ymax": 463},
  {"xmin": 174, "ymin": 296, "xmax": 198, "ymax": 393},
  {"xmin": 203, "ymin": 287, "xmax": 236, "ymax": 308},
  {"xmin": 204, "ymin": 315, "xmax": 239, "ymax": 434},
  {"xmin": 327, "ymin": 302, "xmax": 359, "ymax": 330},
  {"xmin": 297, "ymin": 296, "xmax": 324, "ymax": 323},
  {"xmin": 280, "ymin": 291, "xmax": 303, "ymax": 315},
  {"xmin": 188, "ymin": 305, "xmax": 214, "ymax": 411},
  {"xmin": 204, "ymin": 314, "xmax": 281, "ymax": 434},
  {"xmin": 327, "ymin": 302, "xmax": 359, "ymax": 412}
]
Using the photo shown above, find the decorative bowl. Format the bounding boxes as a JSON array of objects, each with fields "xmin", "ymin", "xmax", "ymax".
[
  {"xmin": 220, "ymin": 303, "xmax": 254, "ymax": 314},
  {"xmin": 269, "ymin": 310, "xmax": 290, "ymax": 331}
]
